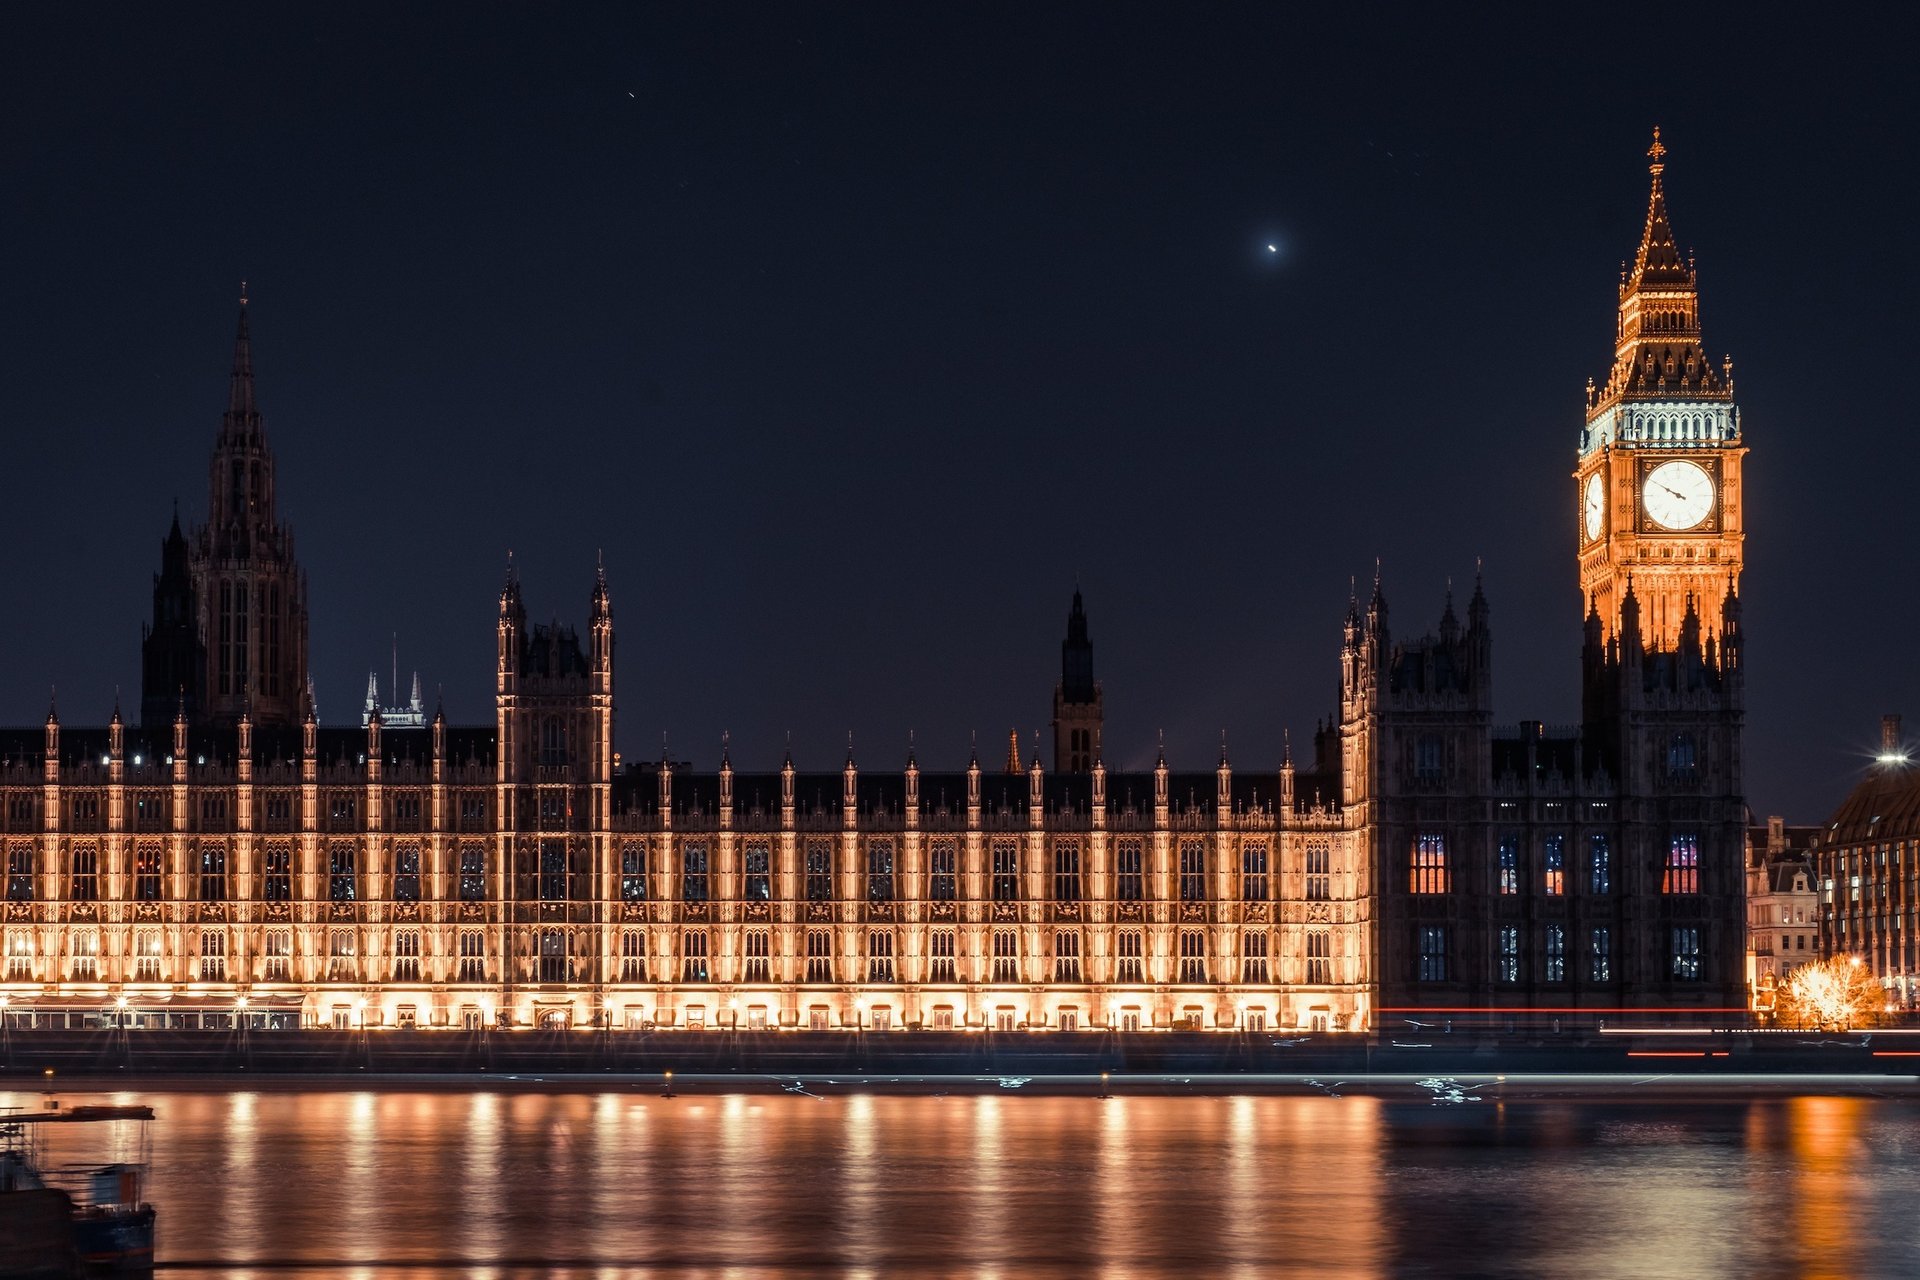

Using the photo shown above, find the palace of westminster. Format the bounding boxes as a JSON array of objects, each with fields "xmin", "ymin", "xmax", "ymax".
[{"xmin": 0, "ymin": 136, "xmax": 1750, "ymax": 1033}]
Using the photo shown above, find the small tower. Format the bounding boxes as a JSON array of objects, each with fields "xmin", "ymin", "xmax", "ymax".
[
  {"xmin": 140, "ymin": 508, "xmax": 203, "ymax": 728},
  {"xmin": 1050, "ymin": 588, "xmax": 1103, "ymax": 773}
]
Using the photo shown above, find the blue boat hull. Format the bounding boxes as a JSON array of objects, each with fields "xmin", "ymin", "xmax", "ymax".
[{"xmin": 74, "ymin": 1207, "xmax": 155, "ymax": 1274}]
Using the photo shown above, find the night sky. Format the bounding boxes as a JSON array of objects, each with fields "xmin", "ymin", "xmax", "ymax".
[{"xmin": 4, "ymin": 7, "xmax": 1914, "ymax": 820}]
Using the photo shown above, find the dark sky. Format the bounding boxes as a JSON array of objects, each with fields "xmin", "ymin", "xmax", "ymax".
[{"xmin": 4, "ymin": 6, "xmax": 1914, "ymax": 820}]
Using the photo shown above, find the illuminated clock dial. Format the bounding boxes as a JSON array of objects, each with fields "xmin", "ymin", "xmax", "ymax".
[
  {"xmin": 1642, "ymin": 459, "xmax": 1715, "ymax": 531},
  {"xmin": 1583, "ymin": 473, "xmax": 1605, "ymax": 542}
]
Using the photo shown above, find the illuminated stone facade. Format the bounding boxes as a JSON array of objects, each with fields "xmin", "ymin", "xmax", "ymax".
[{"xmin": 0, "ymin": 137, "xmax": 1749, "ymax": 1031}]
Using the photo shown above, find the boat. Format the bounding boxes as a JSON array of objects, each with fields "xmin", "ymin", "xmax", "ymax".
[{"xmin": 0, "ymin": 1103, "xmax": 156, "ymax": 1277}]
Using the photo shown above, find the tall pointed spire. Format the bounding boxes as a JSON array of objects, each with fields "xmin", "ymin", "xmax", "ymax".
[{"xmin": 226, "ymin": 282, "xmax": 260, "ymax": 431}]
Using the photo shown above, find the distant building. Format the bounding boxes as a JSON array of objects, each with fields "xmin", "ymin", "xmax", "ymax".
[
  {"xmin": 1746, "ymin": 814, "xmax": 1817, "ymax": 1018},
  {"xmin": 1815, "ymin": 714, "xmax": 1918, "ymax": 1010},
  {"xmin": 0, "ymin": 135, "xmax": 1749, "ymax": 1032}
]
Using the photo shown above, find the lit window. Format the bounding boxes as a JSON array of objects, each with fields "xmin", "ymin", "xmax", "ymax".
[
  {"xmin": 392, "ymin": 930, "xmax": 421, "ymax": 982},
  {"xmin": 1589, "ymin": 926, "xmax": 1611, "ymax": 983},
  {"xmin": 680, "ymin": 930, "xmax": 709, "ymax": 983},
  {"xmin": 805, "ymin": 930, "xmax": 834, "ymax": 984},
  {"xmin": 1305, "ymin": 929, "xmax": 1330, "ymax": 984},
  {"xmin": 1305, "ymin": 842, "xmax": 1330, "ymax": 901},
  {"xmin": 805, "ymin": 842, "xmax": 833, "ymax": 902},
  {"xmin": 867, "ymin": 930, "xmax": 896, "ymax": 983},
  {"xmin": 1179, "ymin": 842, "xmax": 1206, "ymax": 902},
  {"xmin": 1241, "ymin": 930, "xmax": 1270, "ymax": 983},
  {"xmin": 1411, "ymin": 834, "xmax": 1449, "ymax": 894},
  {"xmin": 742, "ymin": 930, "xmax": 769, "ymax": 983},
  {"xmin": 991, "ymin": 929, "xmax": 1020, "ymax": 983},
  {"xmin": 991, "ymin": 840, "xmax": 1020, "ymax": 902},
  {"xmin": 928, "ymin": 840, "xmax": 957, "ymax": 901},
  {"xmin": 743, "ymin": 841, "xmax": 771, "ymax": 902},
  {"xmin": 680, "ymin": 843, "xmax": 709, "ymax": 902},
  {"xmin": 866, "ymin": 842, "xmax": 895, "ymax": 903},
  {"xmin": 1114, "ymin": 930, "xmax": 1144, "ymax": 984},
  {"xmin": 1588, "ymin": 834, "xmax": 1611, "ymax": 895},
  {"xmin": 1663, "ymin": 834, "xmax": 1700, "ymax": 895},
  {"xmin": 1417, "ymin": 926, "xmax": 1447, "ymax": 982},
  {"xmin": 1671, "ymin": 926, "xmax": 1701, "ymax": 981},
  {"xmin": 1543, "ymin": 835, "xmax": 1565, "ymax": 896},
  {"xmin": 1497, "ymin": 925, "xmax": 1520, "ymax": 983},
  {"xmin": 1177, "ymin": 930, "xmax": 1207, "ymax": 984},
  {"xmin": 1241, "ymin": 843, "xmax": 1268, "ymax": 901},
  {"xmin": 1545, "ymin": 924, "xmax": 1565, "ymax": 982},
  {"xmin": 1053, "ymin": 929, "xmax": 1082, "ymax": 982},
  {"xmin": 927, "ymin": 930, "xmax": 957, "ymax": 983},
  {"xmin": 620, "ymin": 842, "xmax": 647, "ymax": 902},
  {"xmin": 1497, "ymin": 835, "xmax": 1520, "ymax": 896},
  {"xmin": 1116, "ymin": 840, "xmax": 1144, "ymax": 902},
  {"xmin": 1053, "ymin": 841, "xmax": 1082, "ymax": 902}
]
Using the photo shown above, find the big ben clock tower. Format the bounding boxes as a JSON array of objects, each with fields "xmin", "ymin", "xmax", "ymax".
[{"xmin": 1576, "ymin": 129, "xmax": 1745, "ymax": 645}]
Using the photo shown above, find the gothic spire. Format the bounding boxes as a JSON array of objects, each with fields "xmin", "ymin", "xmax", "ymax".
[{"xmin": 225, "ymin": 283, "xmax": 261, "ymax": 434}]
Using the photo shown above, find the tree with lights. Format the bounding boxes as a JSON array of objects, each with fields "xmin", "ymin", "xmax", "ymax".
[{"xmin": 1777, "ymin": 956, "xmax": 1884, "ymax": 1032}]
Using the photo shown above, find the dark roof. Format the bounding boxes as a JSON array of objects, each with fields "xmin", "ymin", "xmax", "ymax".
[{"xmin": 1824, "ymin": 763, "xmax": 1920, "ymax": 846}]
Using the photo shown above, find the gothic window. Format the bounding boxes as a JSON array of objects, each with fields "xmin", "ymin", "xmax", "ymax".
[
  {"xmin": 991, "ymin": 929, "xmax": 1020, "ymax": 983},
  {"xmin": 6, "ymin": 845, "xmax": 33, "ymax": 901},
  {"xmin": 538, "ymin": 929, "xmax": 571, "ymax": 984},
  {"xmin": 1305, "ymin": 842, "xmax": 1330, "ymax": 901},
  {"xmin": 261, "ymin": 843, "xmax": 290, "ymax": 902},
  {"xmin": 1497, "ymin": 835, "xmax": 1520, "ymax": 895},
  {"xmin": 3, "ymin": 931, "xmax": 32, "ymax": 982},
  {"xmin": 199, "ymin": 794, "xmax": 226, "ymax": 826},
  {"xmin": 1663, "ymin": 834, "xmax": 1700, "ymax": 895},
  {"xmin": 1305, "ymin": 929, "xmax": 1331, "ymax": 984},
  {"xmin": 391, "ymin": 793, "xmax": 422, "ymax": 826},
  {"xmin": 867, "ymin": 842, "xmax": 895, "ymax": 903},
  {"xmin": 393, "ymin": 846, "xmax": 421, "ymax": 903},
  {"xmin": 680, "ymin": 930, "xmax": 709, "ymax": 983},
  {"xmin": 70, "ymin": 930, "xmax": 98, "ymax": 982},
  {"xmin": 742, "ymin": 929, "xmax": 769, "ymax": 983},
  {"xmin": 1053, "ymin": 929, "xmax": 1082, "ymax": 982},
  {"xmin": 928, "ymin": 929, "xmax": 957, "ymax": 983},
  {"xmin": 1589, "ymin": 927, "xmax": 1612, "ymax": 982},
  {"xmin": 1417, "ymin": 926, "xmax": 1447, "ymax": 982},
  {"xmin": 326, "ymin": 929, "xmax": 356, "ymax": 982},
  {"xmin": 1497, "ymin": 925, "xmax": 1520, "ymax": 983},
  {"xmin": 539, "ymin": 792, "xmax": 565, "ymax": 824},
  {"xmin": 460, "ymin": 794, "xmax": 486, "ymax": 827},
  {"xmin": 329, "ymin": 794, "xmax": 357, "ymax": 826},
  {"xmin": 1116, "ymin": 840, "xmax": 1144, "ymax": 902},
  {"xmin": 539, "ymin": 840, "xmax": 568, "ymax": 901},
  {"xmin": 620, "ymin": 842, "xmax": 647, "ymax": 902},
  {"xmin": 393, "ymin": 930, "xmax": 421, "ymax": 982},
  {"xmin": 457, "ymin": 930, "xmax": 486, "ymax": 983},
  {"xmin": 1671, "ymin": 926, "xmax": 1702, "ymax": 981},
  {"xmin": 1114, "ymin": 930, "xmax": 1145, "ymax": 984},
  {"xmin": 199, "ymin": 930, "xmax": 226, "ymax": 983},
  {"xmin": 1241, "ymin": 843, "xmax": 1268, "ymax": 901},
  {"xmin": 1179, "ymin": 841, "xmax": 1206, "ymax": 902},
  {"xmin": 133, "ymin": 930, "xmax": 164, "ymax": 982},
  {"xmin": 262, "ymin": 930, "xmax": 290, "ymax": 982},
  {"xmin": 1177, "ymin": 930, "xmax": 1207, "ymax": 983},
  {"xmin": 991, "ymin": 839, "xmax": 1019, "ymax": 901},
  {"xmin": 1666, "ymin": 733, "xmax": 1698, "ymax": 779},
  {"xmin": 1588, "ymin": 834, "xmax": 1612, "ymax": 895},
  {"xmin": 805, "ymin": 930, "xmax": 834, "ymax": 983},
  {"xmin": 805, "ymin": 842, "xmax": 833, "ymax": 902},
  {"xmin": 928, "ymin": 840, "xmax": 957, "ymax": 901},
  {"xmin": 743, "ymin": 841, "xmax": 771, "ymax": 901},
  {"xmin": 1053, "ymin": 841, "xmax": 1081, "ymax": 902},
  {"xmin": 329, "ymin": 844, "xmax": 357, "ymax": 902},
  {"xmin": 620, "ymin": 929, "xmax": 649, "ymax": 982},
  {"xmin": 1543, "ymin": 835, "xmax": 1565, "ymax": 896},
  {"xmin": 1241, "ymin": 930, "xmax": 1269, "ymax": 984},
  {"xmin": 199, "ymin": 844, "xmax": 227, "ymax": 901},
  {"xmin": 1415, "ymin": 734, "xmax": 1443, "ymax": 782},
  {"xmin": 1545, "ymin": 924, "xmax": 1566, "ymax": 982},
  {"xmin": 867, "ymin": 930, "xmax": 896, "ymax": 983},
  {"xmin": 1410, "ymin": 834, "xmax": 1449, "ymax": 895},
  {"xmin": 69, "ymin": 843, "xmax": 98, "ymax": 902},
  {"xmin": 681, "ymin": 843, "xmax": 709, "ymax": 902},
  {"xmin": 458, "ymin": 845, "xmax": 486, "ymax": 902}
]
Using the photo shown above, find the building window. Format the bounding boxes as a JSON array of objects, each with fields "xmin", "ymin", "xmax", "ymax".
[
  {"xmin": 1116, "ymin": 839, "xmax": 1144, "ymax": 902},
  {"xmin": 197, "ymin": 844, "xmax": 227, "ymax": 902},
  {"xmin": 460, "ymin": 794, "xmax": 486, "ymax": 827},
  {"xmin": 1588, "ymin": 834, "xmax": 1611, "ymax": 895},
  {"xmin": 1589, "ymin": 926, "xmax": 1611, "ymax": 982},
  {"xmin": 261, "ymin": 843, "xmax": 290, "ymax": 902},
  {"xmin": 198, "ymin": 930, "xmax": 225, "ymax": 983},
  {"xmin": 1497, "ymin": 835, "xmax": 1520, "ymax": 896},
  {"xmin": 1545, "ymin": 923, "xmax": 1566, "ymax": 982},
  {"xmin": 1305, "ymin": 929, "xmax": 1331, "ymax": 984},
  {"xmin": 928, "ymin": 929, "xmax": 957, "ymax": 983},
  {"xmin": 457, "ymin": 930, "xmax": 486, "ymax": 983},
  {"xmin": 991, "ymin": 929, "xmax": 1020, "ymax": 983},
  {"xmin": 329, "ymin": 843, "xmax": 357, "ymax": 902},
  {"xmin": 991, "ymin": 839, "xmax": 1019, "ymax": 901},
  {"xmin": 458, "ymin": 845, "xmax": 486, "ymax": 902},
  {"xmin": 1497, "ymin": 925, "xmax": 1520, "ymax": 983},
  {"xmin": 1179, "ymin": 841, "xmax": 1206, "ymax": 902},
  {"xmin": 393, "ymin": 930, "xmax": 421, "ymax": 982},
  {"xmin": 1114, "ymin": 930, "xmax": 1146, "ymax": 983},
  {"xmin": 1417, "ymin": 926, "xmax": 1447, "ymax": 982},
  {"xmin": 1177, "ymin": 930, "xmax": 1207, "ymax": 983},
  {"xmin": 1053, "ymin": 929, "xmax": 1082, "ymax": 982},
  {"xmin": 742, "ymin": 929, "xmax": 769, "ymax": 983},
  {"xmin": 1241, "ymin": 930, "xmax": 1269, "ymax": 983},
  {"xmin": 621, "ymin": 842, "xmax": 648, "ymax": 902},
  {"xmin": 262, "ymin": 930, "xmax": 290, "ymax": 982},
  {"xmin": 1663, "ymin": 834, "xmax": 1700, "ymax": 895},
  {"xmin": 1410, "ymin": 834, "xmax": 1448, "ymax": 895},
  {"xmin": 1543, "ymin": 834, "xmax": 1565, "ymax": 896},
  {"xmin": 1667, "ymin": 733, "xmax": 1697, "ymax": 778},
  {"xmin": 743, "ymin": 841, "xmax": 771, "ymax": 901},
  {"xmin": 1241, "ymin": 843, "xmax": 1268, "ymax": 901},
  {"xmin": 71, "ymin": 930, "xmax": 99, "ymax": 982},
  {"xmin": 1415, "ymin": 734, "xmax": 1443, "ymax": 782},
  {"xmin": 3, "ymin": 931, "xmax": 31, "ymax": 982},
  {"xmin": 198, "ymin": 794, "xmax": 226, "ymax": 827},
  {"xmin": 867, "ymin": 930, "xmax": 896, "ymax": 983},
  {"xmin": 329, "ymin": 794, "xmax": 357, "ymax": 826},
  {"xmin": 1053, "ymin": 841, "xmax": 1082, "ymax": 901},
  {"xmin": 326, "ymin": 930, "xmax": 355, "ymax": 982},
  {"xmin": 540, "ymin": 840, "xmax": 569, "ymax": 901},
  {"xmin": 539, "ymin": 929, "xmax": 571, "ymax": 984},
  {"xmin": 1306, "ymin": 842, "xmax": 1330, "ymax": 901},
  {"xmin": 929, "ymin": 840, "xmax": 957, "ymax": 901},
  {"xmin": 867, "ymin": 842, "xmax": 895, "ymax": 903},
  {"xmin": 680, "ymin": 930, "xmax": 709, "ymax": 982},
  {"xmin": 69, "ymin": 843, "xmax": 98, "ymax": 902},
  {"xmin": 6, "ymin": 845, "xmax": 33, "ymax": 901},
  {"xmin": 805, "ymin": 930, "xmax": 834, "ymax": 983},
  {"xmin": 393, "ymin": 846, "xmax": 421, "ymax": 903},
  {"xmin": 805, "ymin": 842, "xmax": 833, "ymax": 902},
  {"xmin": 681, "ymin": 843, "xmax": 709, "ymax": 903},
  {"xmin": 1671, "ymin": 926, "xmax": 1702, "ymax": 981},
  {"xmin": 620, "ymin": 930, "xmax": 648, "ymax": 982}
]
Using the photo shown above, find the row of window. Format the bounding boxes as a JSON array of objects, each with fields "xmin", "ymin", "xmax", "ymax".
[
  {"xmin": 1411, "ymin": 833, "xmax": 1701, "ymax": 896},
  {"xmin": 1414, "ymin": 924, "xmax": 1704, "ymax": 982}
]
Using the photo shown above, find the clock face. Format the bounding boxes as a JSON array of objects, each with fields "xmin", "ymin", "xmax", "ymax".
[
  {"xmin": 1642, "ymin": 459, "xmax": 1715, "ymax": 531},
  {"xmin": 1583, "ymin": 473, "xmax": 1605, "ymax": 542}
]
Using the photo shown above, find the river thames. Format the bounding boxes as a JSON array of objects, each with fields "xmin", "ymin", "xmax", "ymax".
[{"xmin": 8, "ymin": 1082, "xmax": 1920, "ymax": 1277}]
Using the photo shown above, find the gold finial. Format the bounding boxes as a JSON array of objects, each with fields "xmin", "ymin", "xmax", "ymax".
[
  {"xmin": 1647, "ymin": 126, "xmax": 1666, "ymax": 173},
  {"xmin": 239, "ymin": 279, "xmax": 249, "ymax": 306}
]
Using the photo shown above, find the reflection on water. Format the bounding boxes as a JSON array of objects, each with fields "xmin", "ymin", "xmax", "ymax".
[{"xmin": 6, "ymin": 1086, "xmax": 1919, "ymax": 1277}]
